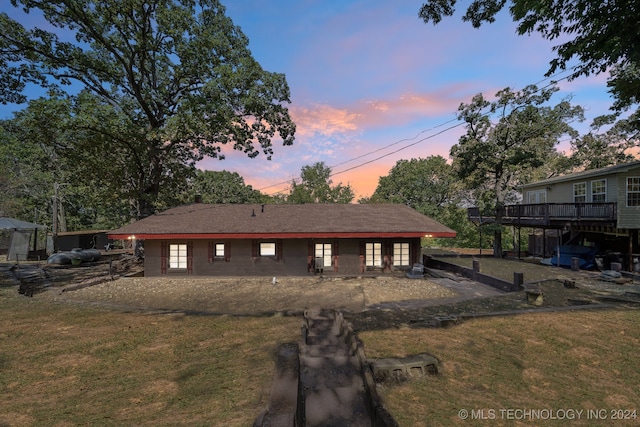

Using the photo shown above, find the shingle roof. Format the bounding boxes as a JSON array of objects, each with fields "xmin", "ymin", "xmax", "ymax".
[
  {"xmin": 108, "ymin": 203, "xmax": 456, "ymax": 239},
  {"xmin": 521, "ymin": 160, "xmax": 640, "ymax": 188}
]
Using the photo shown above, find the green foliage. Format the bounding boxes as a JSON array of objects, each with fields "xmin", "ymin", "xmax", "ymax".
[
  {"xmin": 570, "ymin": 135, "xmax": 636, "ymax": 171},
  {"xmin": 367, "ymin": 157, "xmax": 483, "ymax": 248},
  {"xmin": 453, "ymin": 85, "xmax": 583, "ymax": 207},
  {"xmin": 187, "ymin": 170, "xmax": 263, "ymax": 204},
  {"xmin": 418, "ymin": 0, "xmax": 640, "ymax": 125},
  {"xmin": 287, "ymin": 162, "xmax": 354, "ymax": 204},
  {"xmin": 429, "ymin": 204, "xmax": 482, "ymax": 249},
  {"xmin": 0, "ymin": 122, "xmax": 39, "ymax": 219},
  {"xmin": 369, "ymin": 156, "xmax": 458, "ymax": 218},
  {"xmin": 0, "ymin": 0, "xmax": 295, "ymax": 219},
  {"xmin": 452, "ymin": 85, "xmax": 583, "ymax": 255},
  {"xmin": 1, "ymin": 96, "xmax": 132, "ymax": 230}
]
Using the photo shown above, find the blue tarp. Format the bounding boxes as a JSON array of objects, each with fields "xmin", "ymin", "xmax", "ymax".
[{"xmin": 541, "ymin": 245, "xmax": 597, "ymax": 270}]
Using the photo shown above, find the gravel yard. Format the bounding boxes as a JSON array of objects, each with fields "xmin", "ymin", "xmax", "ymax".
[{"xmin": 43, "ymin": 275, "xmax": 459, "ymax": 314}]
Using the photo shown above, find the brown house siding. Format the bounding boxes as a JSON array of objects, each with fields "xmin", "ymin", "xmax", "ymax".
[{"xmin": 143, "ymin": 237, "xmax": 420, "ymax": 277}]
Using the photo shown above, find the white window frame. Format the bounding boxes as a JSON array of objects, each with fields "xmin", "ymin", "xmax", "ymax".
[
  {"xmin": 573, "ymin": 182, "xmax": 586, "ymax": 203},
  {"xmin": 591, "ymin": 179, "xmax": 607, "ymax": 203},
  {"xmin": 627, "ymin": 177, "xmax": 640, "ymax": 207},
  {"xmin": 315, "ymin": 243, "xmax": 332, "ymax": 269},
  {"xmin": 365, "ymin": 242, "xmax": 383, "ymax": 267},
  {"xmin": 393, "ymin": 242, "xmax": 410, "ymax": 266},
  {"xmin": 169, "ymin": 243, "xmax": 188, "ymax": 269},
  {"xmin": 260, "ymin": 242, "xmax": 276, "ymax": 256},
  {"xmin": 215, "ymin": 243, "xmax": 225, "ymax": 258},
  {"xmin": 526, "ymin": 189, "xmax": 547, "ymax": 204}
]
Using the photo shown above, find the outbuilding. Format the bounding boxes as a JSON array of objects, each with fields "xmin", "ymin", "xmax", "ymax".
[{"xmin": 108, "ymin": 203, "xmax": 456, "ymax": 276}]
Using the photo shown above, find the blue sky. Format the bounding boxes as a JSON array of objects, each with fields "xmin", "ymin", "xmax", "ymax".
[
  {"xmin": 216, "ymin": 0, "xmax": 614, "ymax": 198},
  {"xmin": 1, "ymin": 1, "xmax": 616, "ymax": 199}
]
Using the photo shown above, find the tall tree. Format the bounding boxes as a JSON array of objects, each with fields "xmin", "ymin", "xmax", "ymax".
[
  {"xmin": 452, "ymin": 85, "xmax": 584, "ymax": 257},
  {"xmin": 288, "ymin": 162, "xmax": 354, "ymax": 204},
  {"xmin": 368, "ymin": 156, "xmax": 457, "ymax": 218},
  {"xmin": 0, "ymin": 0, "xmax": 295, "ymax": 219},
  {"xmin": 1, "ymin": 95, "xmax": 132, "ymax": 232},
  {"xmin": 569, "ymin": 113, "xmax": 639, "ymax": 171},
  {"xmin": 0, "ymin": 121, "xmax": 35, "ymax": 219},
  {"xmin": 367, "ymin": 156, "xmax": 484, "ymax": 248},
  {"xmin": 0, "ymin": 99, "xmax": 72, "ymax": 231},
  {"xmin": 188, "ymin": 170, "xmax": 264, "ymax": 204},
  {"xmin": 418, "ymin": 0, "xmax": 640, "ymax": 126}
]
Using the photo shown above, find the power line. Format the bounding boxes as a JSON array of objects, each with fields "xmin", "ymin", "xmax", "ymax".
[
  {"xmin": 256, "ymin": 118, "xmax": 459, "ymax": 193},
  {"xmin": 258, "ymin": 66, "xmax": 579, "ymax": 196}
]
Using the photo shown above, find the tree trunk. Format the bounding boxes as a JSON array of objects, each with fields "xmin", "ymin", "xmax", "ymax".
[
  {"xmin": 58, "ymin": 202, "xmax": 67, "ymax": 232},
  {"xmin": 493, "ymin": 229, "xmax": 503, "ymax": 258},
  {"xmin": 493, "ymin": 204, "xmax": 504, "ymax": 258}
]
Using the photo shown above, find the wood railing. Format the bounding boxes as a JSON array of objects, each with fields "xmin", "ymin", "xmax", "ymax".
[{"xmin": 468, "ymin": 203, "xmax": 617, "ymax": 226}]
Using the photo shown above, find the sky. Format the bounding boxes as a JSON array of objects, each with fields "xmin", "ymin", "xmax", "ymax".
[{"xmin": 0, "ymin": 0, "xmax": 617, "ymax": 200}]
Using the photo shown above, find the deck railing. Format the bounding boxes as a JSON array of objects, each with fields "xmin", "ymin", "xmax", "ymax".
[{"xmin": 468, "ymin": 202, "xmax": 617, "ymax": 226}]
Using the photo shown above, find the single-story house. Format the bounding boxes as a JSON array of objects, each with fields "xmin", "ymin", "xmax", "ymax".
[{"xmin": 108, "ymin": 203, "xmax": 456, "ymax": 276}]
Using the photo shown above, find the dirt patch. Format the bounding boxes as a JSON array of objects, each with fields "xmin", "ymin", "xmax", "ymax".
[
  {"xmin": 5, "ymin": 253, "xmax": 640, "ymax": 331},
  {"xmin": 41, "ymin": 275, "xmax": 458, "ymax": 315}
]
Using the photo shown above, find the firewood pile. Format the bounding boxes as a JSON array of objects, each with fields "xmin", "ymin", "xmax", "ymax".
[{"xmin": 6, "ymin": 253, "xmax": 143, "ymax": 296}]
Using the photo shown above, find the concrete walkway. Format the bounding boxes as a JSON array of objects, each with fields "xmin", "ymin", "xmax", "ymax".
[{"xmin": 300, "ymin": 309, "xmax": 372, "ymax": 427}]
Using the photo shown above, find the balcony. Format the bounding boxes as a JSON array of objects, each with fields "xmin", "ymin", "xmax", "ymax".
[{"xmin": 468, "ymin": 203, "xmax": 617, "ymax": 228}]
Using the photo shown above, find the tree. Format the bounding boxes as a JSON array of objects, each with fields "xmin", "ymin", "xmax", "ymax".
[
  {"xmin": 1, "ymin": 95, "xmax": 132, "ymax": 232},
  {"xmin": 368, "ymin": 156, "xmax": 457, "ymax": 218},
  {"xmin": 287, "ymin": 162, "xmax": 354, "ymax": 204},
  {"xmin": 0, "ymin": 99, "xmax": 73, "ymax": 231},
  {"xmin": 0, "ymin": 122, "xmax": 34, "ymax": 219},
  {"xmin": 451, "ymin": 85, "xmax": 584, "ymax": 257},
  {"xmin": 188, "ymin": 170, "xmax": 264, "ymax": 204},
  {"xmin": 569, "ymin": 113, "xmax": 639, "ymax": 171},
  {"xmin": 0, "ymin": 0, "xmax": 295, "ymax": 219},
  {"xmin": 418, "ymin": 0, "xmax": 640, "ymax": 123},
  {"xmin": 366, "ymin": 156, "xmax": 484, "ymax": 248}
]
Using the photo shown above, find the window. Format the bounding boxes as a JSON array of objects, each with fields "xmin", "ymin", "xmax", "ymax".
[
  {"xmin": 393, "ymin": 243, "xmax": 410, "ymax": 266},
  {"xmin": 215, "ymin": 243, "xmax": 225, "ymax": 257},
  {"xmin": 169, "ymin": 243, "xmax": 187, "ymax": 269},
  {"xmin": 526, "ymin": 189, "xmax": 547, "ymax": 204},
  {"xmin": 315, "ymin": 243, "xmax": 332, "ymax": 269},
  {"xmin": 365, "ymin": 242, "xmax": 382, "ymax": 267},
  {"xmin": 628, "ymin": 177, "xmax": 640, "ymax": 207},
  {"xmin": 591, "ymin": 179, "xmax": 606, "ymax": 203},
  {"xmin": 260, "ymin": 242, "xmax": 276, "ymax": 256},
  {"xmin": 573, "ymin": 182, "xmax": 586, "ymax": 203}
]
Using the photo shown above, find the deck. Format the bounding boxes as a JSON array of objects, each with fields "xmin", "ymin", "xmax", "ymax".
[{"xmin": 468, "ymin": 203, "xmax": 617, "ymax": 228}]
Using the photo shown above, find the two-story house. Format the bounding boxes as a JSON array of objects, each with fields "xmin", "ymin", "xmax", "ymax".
[{"xmin": 469, "ymin": 160, "xmax": 640, "ymax": 271}]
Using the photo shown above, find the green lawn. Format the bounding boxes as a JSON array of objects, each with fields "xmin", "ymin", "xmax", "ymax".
[
  {"xmin": 2, "ymin": 268, "xmax": 639, "ymax": 426},
  {"xmin": 0, "ymin": 287, "xmax": 299, "ymax": 426},
  {"xmin": 361, "ymin": 309, "xmax": 640, "ymax": 426}
]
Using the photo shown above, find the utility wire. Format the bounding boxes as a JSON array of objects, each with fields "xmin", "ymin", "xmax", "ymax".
[{"xmin": 259, "ymin": 66, "xmax": 579, "ymax": 196}]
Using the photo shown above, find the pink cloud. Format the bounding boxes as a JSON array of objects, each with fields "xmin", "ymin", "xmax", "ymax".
[{"xmin": 291, "ymin": 104, "xmax": 361, "ymax": 138}]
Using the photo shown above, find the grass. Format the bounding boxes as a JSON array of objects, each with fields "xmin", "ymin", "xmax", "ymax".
[
  {"xmin": 3, "ymin": 257, "xmax": 640, "ymax": 426},
  {"xmin": 0, "ymin": 287, "xmax": 299, "ymax": 426},
  {"xmin": 361, "ymin": 309, "xmax": 640, "ymax": 426}
]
